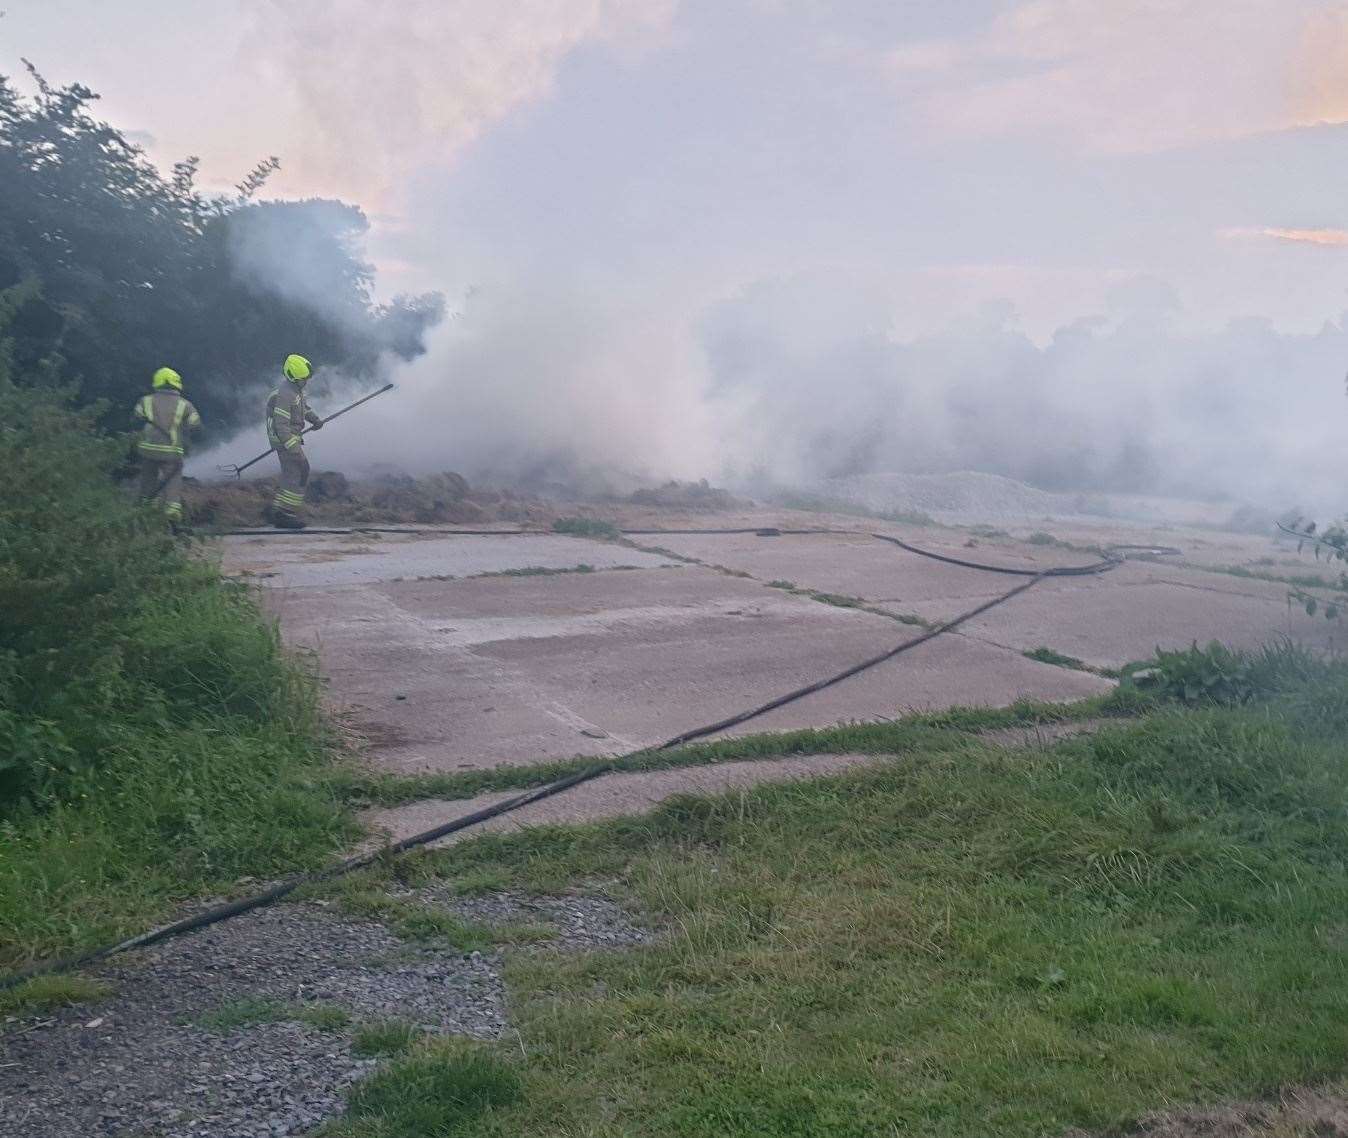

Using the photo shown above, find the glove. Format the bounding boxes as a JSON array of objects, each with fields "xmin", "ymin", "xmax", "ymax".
[{"xmin": 308, "ymin": 417, "xmax": 324, "ymax": 430}]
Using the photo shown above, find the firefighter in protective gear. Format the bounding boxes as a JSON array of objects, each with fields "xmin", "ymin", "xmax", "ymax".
[
  {"xmin": 133, "ymin": 366, "xmax": 202, "ymax": 525},
  {"xmin": 265, "ymin": 353, "xmax": 325, "ymax": 528}
]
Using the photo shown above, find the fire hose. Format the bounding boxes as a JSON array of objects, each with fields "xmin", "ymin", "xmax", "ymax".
[{"xmin": 0, "ymin": 531, "xmax": 1154, "ymax": 992}]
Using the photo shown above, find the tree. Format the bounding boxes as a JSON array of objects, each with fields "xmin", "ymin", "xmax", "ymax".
[{"xmin": 0, "ymin": 64, "xmax": 442, "ymax": 438}]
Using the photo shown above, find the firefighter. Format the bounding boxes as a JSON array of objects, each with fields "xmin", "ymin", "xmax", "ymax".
[
  {"xmin": 265, "ymin": 353, "xmax": 325, "ymax": 529},
  {"xmin": 133, "ymin": 366, "xmax": 202, "ymax": 527}
]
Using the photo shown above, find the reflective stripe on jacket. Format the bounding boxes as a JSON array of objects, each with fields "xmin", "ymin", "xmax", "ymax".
[{"xmin": 134, "ymin": 391, "xmax": 201, "ymax": 457}]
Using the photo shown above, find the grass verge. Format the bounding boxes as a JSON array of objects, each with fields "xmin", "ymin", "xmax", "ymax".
[
  {"xmin": 1023, "ymin": 645, "xmax": 1121, "ymax": 679},
  {"xmin": 0, "ymin": 974, "xmax": 112, "ymax": 1016},
  {"xmin": 471, "ymin": 564, "xmax": 600, "ymax": 578},
  {"xmin": 330, "ymin": 695, "xmax": 1127, "ymax": 809},
  {"xmin": 321, "ymin": 1040, "xmax": 522, "ymax": 1137},
  {"xmin": 352, "ymin": 1019, "xmax": 427, "ymax": 1058},
  {"xmin": 336, "ymin": 645, "xmax": 1348, "ymax": 1137}
]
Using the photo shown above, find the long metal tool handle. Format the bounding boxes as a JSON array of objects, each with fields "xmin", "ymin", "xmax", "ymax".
[
  {"xmin": 225, "ymin": 383, "xmax": 395, "ymax": 477},
  {"xmin": 311, "ymin": 381, "xmax": 396, "ymax": 429}
]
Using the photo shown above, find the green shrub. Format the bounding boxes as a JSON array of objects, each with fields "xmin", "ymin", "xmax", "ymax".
[
  {"xmin": 0, "ymin": 377, "xmax": 307, "ymax": 810},
  {"xmin": 1120, "ymin": 640, "xmax": 1318, "ymax": 707},
  {"xmin": 0, "ymin": 371, "xmax": 353, "ymax": 966},
  {"xmin": 551, "ymin": 516, "xmax": 620, "ymax": 539}
]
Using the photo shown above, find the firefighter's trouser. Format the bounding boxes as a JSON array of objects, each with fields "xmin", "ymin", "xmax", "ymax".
[
  {"xmin": 137, "ymin": 453, "xmax": 185, "ymax": 522},
  {"xmin": 272, "ymin": 445, "xmax": 310, "ymax": 521}
]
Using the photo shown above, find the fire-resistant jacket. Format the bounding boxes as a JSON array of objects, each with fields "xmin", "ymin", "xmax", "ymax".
[
  {"xmin": 266, "ymin": 379, "xmax": 322, "ymax": 451},
  {"xmin": 133, "ymin": 390, "xmax": 202, "ymax": 459}
]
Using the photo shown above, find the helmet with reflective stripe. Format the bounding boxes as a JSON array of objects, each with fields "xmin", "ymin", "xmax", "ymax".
[
  {"xmin": 152, "ymin": 366, "xmax": 183, "ymax": 391},
  {"xmin": 283, "ymin": 354, "xmax": 313, "ymax": 383}
]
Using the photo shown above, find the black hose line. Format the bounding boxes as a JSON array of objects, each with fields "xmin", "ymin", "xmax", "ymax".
[
  {"xmin": 206, "ymin": 526, "xmax": 848, "ymax": 538},
  {"xmin": 869, "ymin": 533, "xmax": 1121, "ymax": 576},
  {"xmin": 211, "ymin": 527, "xmax": 540, "ymax": 537},
  {"xmin": 0, "ymin": 530, "xmax": 1123, "ymax": 992},
  {"xmin": 655, "ymin": 575, "xmax": 1042, "ymax": 749}
]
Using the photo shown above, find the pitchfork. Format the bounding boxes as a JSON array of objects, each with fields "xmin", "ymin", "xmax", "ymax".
[{"xmin": 218, "ymin": 383, "xmax": 395, "ymax": 477}]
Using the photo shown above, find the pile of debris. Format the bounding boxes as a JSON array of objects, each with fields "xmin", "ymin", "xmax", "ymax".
[
  {"xmin": 183, "ymin": 470, "xmax": 555, "ymax": 529},
  {"xmin": 629, "ymin": 479, "xmax": 748, "ymax": 511}
]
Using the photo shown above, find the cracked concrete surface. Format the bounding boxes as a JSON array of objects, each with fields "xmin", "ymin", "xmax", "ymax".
[
  {"xmin": 226, "ymin": 533, "xmax": 1112, "ymax": 774},
  {"xmin": 217, "ymin": 514, "xmax": 1329, "ymax": 827},
  {"xmin": 223, "ymin": 530, "xmax": 677, "ymax": 588}
]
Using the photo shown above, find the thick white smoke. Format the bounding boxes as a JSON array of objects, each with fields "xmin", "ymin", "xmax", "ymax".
[
  {"xmin": 319, "ymin": 276, "xmax": 718, "ymax": 491},
  {"xmin": 271, "ymin": 263, "xmax": 1348, "ymax": 519},
  {"xmin": 700, "ymin": 274, "xmax": 1348, "ymax": 514},
  {"xmin": 197, "ymin": 0, "xmax": 1348, "ymax": 521}
]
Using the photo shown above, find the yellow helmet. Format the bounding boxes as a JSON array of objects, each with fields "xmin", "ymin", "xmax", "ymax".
[
  {"xmin": 283, "ymin": 354, "xmax": 313, "ymax": 383},
  {"xmin": 152, "ymin": 366, "xmax": 183, "ymax": 391}
]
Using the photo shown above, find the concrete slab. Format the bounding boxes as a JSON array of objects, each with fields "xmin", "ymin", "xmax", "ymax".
[
  {"xmin": 227, "ymin": 521, "xmax": 1332, "ymax": 798},
  {"xmin": 955, "ymin": 573, "xmax": 1330, "ymax": 669},
  {"xmin": 703, "ymin": 629, "xmax": 1112, "ymax": 739},
  {"xmin": 642, "ymin": 530, "xmax": 1056, "ymax": 619},
  {"xmin": 219, "ymin": 531, "xmax": 673, "ymax": 588},
  {"xmin": 377, "ymin": 561, "xmax": 785, "ymax": 625},
  {"xmin": 625, "ymin": 526, "xmax": 1339, "ymax": 676},
  {"xmin": 390, "ymin": 567, "xmax": 1107, "ymax": 741},
  {"xmin": 258, "ymin": 563, "xmax": 1109, "ymax": 774},
  {"xmin": 642, "ymin": 530, "xmax": 1284, "ymax": 634},
  {"xmin": 260, "ymin": 582, "xmax": 625, "ymax": 773},
  {"xmin": 999, "ymin": 514, "xmax": 1343, "ymax": 583},
  {"xmin": 363, "ymin": 753, "xmax": 887, "ymax": 844}
]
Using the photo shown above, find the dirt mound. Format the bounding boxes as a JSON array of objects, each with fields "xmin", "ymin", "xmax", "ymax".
[
  {"xmin": 184, "ymin": 470, "xmax": 546, "ymax": 528},
  {"xmin": 308, "ymin": 470, "xmax": 351, "ymax": 502},
  {"xmin": 823, "ymin": 471, "xmax": 1093, "ymax": 522},
  {"xmin": 630, "ymin": 479, "xmax": 746, "ymax": 511}
]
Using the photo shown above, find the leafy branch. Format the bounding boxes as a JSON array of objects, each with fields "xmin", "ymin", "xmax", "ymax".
[{"xmin": 1280, "ymin": 517, "xmax": 1348, "ymax": 620}]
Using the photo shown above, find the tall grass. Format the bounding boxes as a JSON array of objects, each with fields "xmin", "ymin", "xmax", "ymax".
[
  {"xmin": 0, "ymin": 376, "xmax": 354, "ymax": 968},
  {"xmin": 404, "ymin": 646, "xmax": 1348, "ymax": 1137}
]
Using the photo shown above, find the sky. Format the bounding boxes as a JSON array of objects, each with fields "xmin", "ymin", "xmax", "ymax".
[{"xmin": 5, "ymin": 1, "xmax": 1348, "ymax": 507}]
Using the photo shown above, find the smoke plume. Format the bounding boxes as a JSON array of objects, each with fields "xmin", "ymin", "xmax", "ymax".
[{"xmin": 198, "ymin": 0, "xmax": 1348, "ymax": 520}]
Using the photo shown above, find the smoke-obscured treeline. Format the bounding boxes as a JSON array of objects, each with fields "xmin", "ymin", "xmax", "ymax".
[
  {"xmin": 702, "ymin": 276, "xmax": 1348, "ymax": 512},
  {"xmin": 0, "ymin": 64, "xmax": 442, "ymax": 437}
]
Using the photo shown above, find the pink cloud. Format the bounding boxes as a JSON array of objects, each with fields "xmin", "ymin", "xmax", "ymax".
[{"xmin": 1220, "ymin": 227, "xmax": 1348, "ymax": 247}]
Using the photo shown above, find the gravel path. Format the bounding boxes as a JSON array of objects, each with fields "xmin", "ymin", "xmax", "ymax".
[{"xmin": 0, "ymin": 889, "xmax": 649, "ymax": 1138}]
